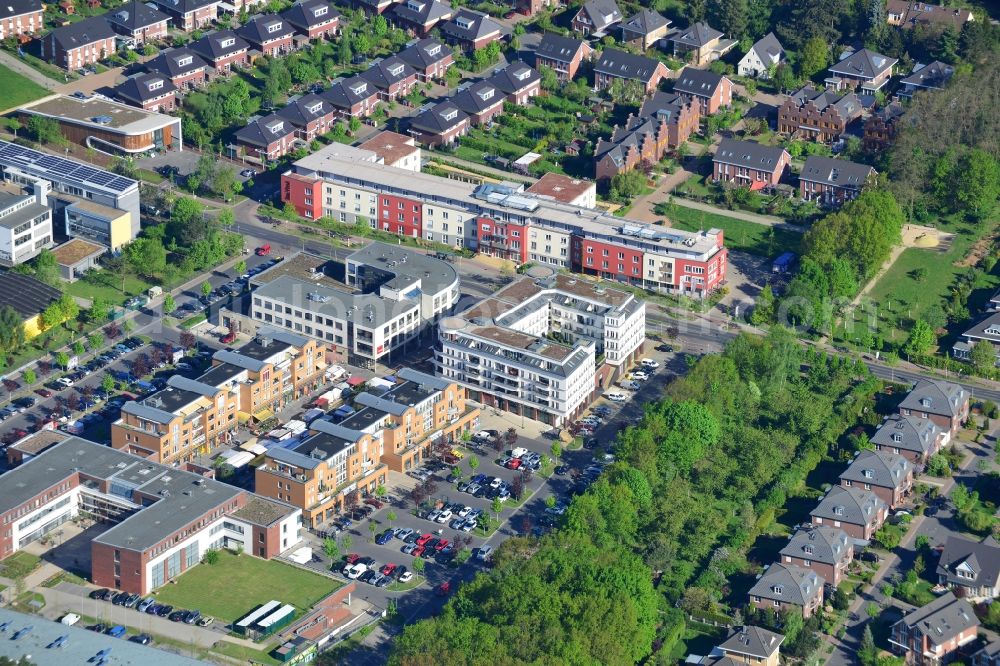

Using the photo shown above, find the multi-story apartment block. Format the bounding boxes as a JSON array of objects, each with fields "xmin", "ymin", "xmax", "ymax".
[
  {"xmin": 871, "ymin": 413, "xmax": 946, "ymax": 466},
  {"xmin": 779, "ymin": 526, "xmax": 853, "ymax": 588},
  {"xmin": 189, "ymin": 30, "xmax": 251, "ymax": 74},
  {"xmin": 280, "ymin": 143, "xmax": 728, "ymax": 297},
  {"xmin": 673, "ymin": 67, "xmax": 732, "ymax": 116},
  {"xmin": 593, "ymin": 48, "xmax": 668, "ymax": 94},
  {"xmin": 839, "ymin": 450, "xmax": 913, "ymax": 511},
  {"xmin": 234, "ymin": 113, "xmax": 298, "ymax": 161},
  {"xmin": 0, "ymin": 0, "xmax": 43, "ymax": 42},
  {"xmin": 41, "ymin": 16, "xmax": 116, "ymax": 70},
  {"xmin": 595, "ymin": 94, "xmax": 699, "ymax": 182},
  {"xmin": 526, "ymin": 173, "xmax": 597, "ymax": 209},
  {"xmin": 106, "ymin": 1, "xmax": 170, "ymax": 45},
  {"xmin": 749, "ymin": 563, "xmax": 824, "ymax": 618},
  {"xmin": 897, "ymin": 379, "xmax": 969, "ymax": 436},
  {"xmin": 145, "ymin": 47, "xmax": 209, "ymax": 90},
  {"xmin": 149, "ymin": 0, "xmax": 218, "ymax": 30},
  {"xmin": 114, "ymin": 72, "xmax": 178, "ymax": 112},
  {"xmin": 799, "ymin": 156, "xmax": 876, "ymax": 207},
  {"xmin": 670, "ymin": 21, "xmax": 736, "ymax": 65},
  {"xmin": 398, "ymin": 38, "xmax": 453, "ymax": 82},
  {"xmin": 439, "ymin": 9, "xmax": 502, "ymax": 51},
  {"xmin": 826, "ymin": 48, "xmax": 896, "ymax": 93},
  {"xmin": 713, "ymin": 138, "xmax": 790, "ymax": 189},
  {"xmin": 238, "ymin": 14, "xmax": 295, "ymax": 56},
  {"xmin": 321, "ymin": 76, "xmax": 380, "ymax": 118},
  {"xmin": 936, "ymin": 535, "xmax": 1000, "ymax": 602},
  {"xmin": 810, "ymin": 485, "xmax": 888, "ymax": 541},
  {"xmin": 277, "ymin": 94, "xmax": 336, "ymax": 142},
  {"xmin": 452, "ymin": 79, "xmax": 507, "ymax": 126},
  {"xmin": 777, "ymin": 85, "xmax": 862, "ymax": 143},
  {"xmin": 0, "ymin": 177, "xmax": 52, "ymax": 267},
  {"xmin": 437, "ymin": 273, "xmax": 645, "ymax": 424},
  {"xmin": 281, "ymin": 0, "xmax": 340, "ymax": 40},
  {"xmin": 0, "ymin": 436, "xmax": 301, "ymax": 593},
  {"xmin": 407, "ymin": 100, "xmax": 470, "ymax": 147},
  {"xmin": 361, "ymin": 56, "xmax": 418, "ymax": 101}
]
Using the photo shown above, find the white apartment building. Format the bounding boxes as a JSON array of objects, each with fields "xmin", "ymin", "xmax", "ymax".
[{"xmin": 0, "ymin": 177, "xmax": 52, "ymax": 267}]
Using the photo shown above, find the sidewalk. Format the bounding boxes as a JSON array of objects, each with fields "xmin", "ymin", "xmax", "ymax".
[{"xmin": 667, "ymin": 196, "xmax": 804, "ymax": 232}]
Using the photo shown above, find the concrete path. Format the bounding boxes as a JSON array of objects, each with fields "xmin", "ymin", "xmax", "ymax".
[
  {"xmin": 426, "ymin": 151, "xmax": 538, "ymax": 183},
  {"xmin": 667, "ymin": 196, "xmax": 803, "ymax": 231},
  {"xmin": 0, "ymin": 50, "xmax": 59, "ymax": 90}
]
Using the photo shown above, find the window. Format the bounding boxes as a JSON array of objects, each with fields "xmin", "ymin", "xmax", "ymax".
[{"xmin": 267, "ymin": 21, "xmax": 283, "ymax": 33}]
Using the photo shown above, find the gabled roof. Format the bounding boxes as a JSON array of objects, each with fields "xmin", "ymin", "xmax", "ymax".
[
  {"xmin": 749, "ymin": 563, "xmax": 824, "ymax": 606},
  {"xmin": 489, "ymin": 61, "xmax": 540, "ymax": 94},
  {"xmin": 748, "ymin": 32, "xmax": 783, "ymax": 65},
  {"xmin": 47, "ymin": 15, "xmax": 116, "ymax": 50},
  {"xmin": 452, "ymin": 79, "xmax": 504, "ymax": 115},
  {"xmin": 0, "ymin": 0, "xmax": 41, "ymax": 20},
  {"xmin": 237, "ymin": 14, "xmax": 294, "ymax": 44},
  {"xmin": 440, "ymin": 9, "xmax": 501, "ymax": 44},
  {"xmin": 361, "ymin": 56, "xmax": 416, "ymax": 90},
  {"xmin": 780, "ymin": 526, "xmax": 853, "ymax": 566},
  {"xmin": 145, "ymin": 47, "xmax": 207, "ymax": 78},
  {"xmin": 621, "ymin": 8, "xmax": 669, "ymax": 36},
  {"xmin": 871, "ymin": 413, "xmax": 942, "ymax": 457},
  {"xmin": 800, "ymin": 156, "xmax": 876, "ymax": 189},
  {"xmin": 594, "ymin": 48, "xmax": 663, "ymax": 84},
  {"xmin": 671, "ymin": 20, "xmax": 722, "ymax": 48},
  {"xmin": 235, "ymin": 113, "xmax": 296, "ymax": 148},
  {"xmin": 280, "ymin": 0, "xmax": 340, "ymax": 31},
  {"xmin": 106, "ymin": 1, "xmax": 170, "ymax": 30},
  {"xmin": 840, "ymin": 450, "xmax": 911, "ymax": 490},
  {"xmin": 713, "ymin": 138, "xmax": 788, "ymax": 172},
  {"xmin": 900, "ymin": 60, "xmax": 954, "ymax": 89},
  {"xmin": 674, "ymin": 67, "xmax": 727, "ymax": 97},
  {"xmin": 936, "ymin": 535, "xmax": 1000, "ymax": 590},
  {"xmin": 322, "ymin": 75, "xmax": 377, "ymax": 108},
  {"xmin": 391, "ymin": 0, "xmax": 452, "ymax": 28},
  {"xmin": 115, "ymin": 72, "xmax": 177, "ymax": 103},
  {"xmin": 787, "ymin": 85, "xmax": 862, "ymax": 119},
  {"xmin": 828, "ymin": 48, "xmax": 897, "ymax": 80},
  {"xmin": 189, "ymin": 29, "xmax": 249, "ymax": 60},
  {"xmin": 150, "ymin": 0, "xmax": 218, "ymax": 15},
  {"xmin": 899, "ymin": 379, "xmax": 968, "ymax": 418},
  {"xmin": 886, "ymin": 0, "xmax": 973, "ymax": 30},
  {"xmin": 277, "ymin": 93, "xmax": 334, "ymax": 127},
  {"xmin": 594, "ymin": 115, "xmax": 660, "ymax": 167},
  {"xmin": 810, "ymin": 485, "xmax": 886, "ymax": 526},
  {"xmin": 576, "ymin": 0, "xmax": 622, "ymax": 31},
  {"xmin": 409, "ymin": 100, "xmax": 468, "ymax": 134},
  {"xmin": 894, "ymin": 593, "xmax": 978, "ymax": 647},
  {"xmin": 638, "ymin": 90, "xmax": 685, "ymax": 119},
  {"xmin": 535, "ymin": 32, "xmax": 589, "ymax": 63},
  {"xmin": 398, "ymin": 38, "xmax": 452, "ymax": 70},
  {"xmin": 718, "ymin": 626, "xmax": 785, "ymax": 660}
]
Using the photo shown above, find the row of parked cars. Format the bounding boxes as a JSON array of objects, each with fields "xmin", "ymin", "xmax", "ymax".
[
  {"xmin": 341, "ymin": 553, "xmax": 414, "ymax": 586},
  {"xmin": 88, "ymin": 588, "xmax": 213, "ymax": 627},
  {"xmin": 455, "ymin": 473, "xmax": 512, "ymax": 503}
]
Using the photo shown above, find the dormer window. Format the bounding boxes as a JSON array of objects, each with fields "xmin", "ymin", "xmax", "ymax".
[
  {"xmin": 833, "ymin": 505, "xmax": 845, "ymax": 516},
  {"xmin": 221, "ymin": 37, "xmax": 235, "ymax": 48},
  {"xmin": 515, "ymin": 68, "xmax": 530, "ymax": 81},
  {"xmin": 455, "ymin": 16, "xmax": 472, "ymax": 28},
  {"xmin": 267, "ymin": 22, "xmax": 282, "ymax": 33},
  {"xmin": 306, "ymin": 102, "xmax": 323, "ymax": 114},
  {"xmin": 427, "ymin": 44, "xmax": 440, "ymax": 56},
  {"xmin": 920, "ymin": 397, "xmax": 931, "ymax": 407},
  {"xmin": 407, "ymin": 0, "xmax": 423, "ymax": 10},
  {"xmin": 478, "ymin": 88, "xmax": 494, "ymax": 101},
  {"xmin": 892, "ymin": 433, "xmax": 902, "ymax": 442},
  {"xmin": 351, "ymin": 82, "xmax": 367, "ymax": 95},
  {"xmin": 442, "ymin": 108, "xmax": 458, "ymax": 121},
  {"xmin": 863, "ymin": 469, "xmax": 874, "ymax": 479},
  {"xmin": 389, "ymin": 63, "xmax": 405, "ymax": 77},
  {"xmin": 148, "ymin": 79, "xmax": 163, "ymax": 91},
  {"xmin": 772, "ymin": 585, "xmax": 783, "ymax": 595},
  {"xmin": 269, "ymin": 121, "xmax": 285, "ymax": 134},
  {"xmin": 177, "ymin": 55, "xmax": 193, "ymax": 67},
  {"xmin": 803, "ymin": 544, "xmax": 814, "ymax": 554},
  {"xmin": 313, "ymin": 5, "xmax": 328, "ymax": 16}
]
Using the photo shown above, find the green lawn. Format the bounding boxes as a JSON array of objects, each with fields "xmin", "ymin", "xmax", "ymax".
[
  {"xmin": 0, "ymin": 64, "xmax": 48, "ymax": 109},
  {"xmin": 0, "ymin": 551, "xmax": 41, "ymax": 579},
  {"xmin": 656, "ymin": 201, "xmax": 802, "ymax": 258},
  {"xmin": 65, "ymin": 269, "xmax": 153, "ymax": 306},
  {"xmin": 153, "ymin": 550, "xmax": 340, "ymax": 624},
  {"xmin": 211, "ymin": 640, "xmax": 282, "ymax": 666}
]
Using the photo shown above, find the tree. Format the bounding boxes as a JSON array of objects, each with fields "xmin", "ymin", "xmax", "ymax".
[
  {"xmin": 750, "ymin": 284, "xmax": 776, "ymax": 325},
  {"xmin": 954, "ymin": 149, "xmax": 1000, "ymax": 220},
  {"xmin": 610, "ymin": 170, "xmax": 646, "ymax": 201},
  {"xmin": 32, "ymin": 249, "xmax": 60, "ymax": 286},
  {"xmin": 708, "ymin": 0, "xmax": 748, "ymax": 38},
  {"xmin": 468, "ymin": 455, "xmax": 479, "ymax": 473},
  {"xmin": 162, "ymin": 293, "xmax": 176, "ymax": 314},
  {"xmin": 124, "ymin": 237, "xmax": 167, "ymax": 279},
  {"xmin": 386, "ymin": 510, "xmax": 397, "ymax": 528},
  {"xmin": 201, "ymin": 281, "xmax": 213, "ymax": 298},
  {"xmin": 323, "ymin": 538, "xmax": 339, "ymax": 560},
  {"xmin": 798, "ymin": 36, "xmax": 829, "ymax": 78},
  {"xmin": 411, "ymin": 556, "xmax": 425, "ymax": 573},
  {"xmin": 55, "ymin": 351, "xmax": 69, "ymax": 370},
  {"xmin": 179, "ymin": 331, "xmax": 196, "ymax": 349},
  {"xmin": 970, "ymin": 340, "xmax": 996, "ymax": 374},
  {"xmin": 88, "ymin": 299, "xmax": 109, "ymax": 323},
  {"xmin": 88, "ymin": 332, "xmax": 103, "ymax": 352},
  {"xmin": 212, "ymin": 164, "xmax": 240, "ymax": 201},
  {"xmin": 0, "ymin": 305, "xmax": 25, "ymax": 357},
  {"xmin": 22, "ymin": 369, "xmax": 35, "ymax": 385},
  {"xmin": 550, "ymin": 441, "xmax": 562, "ymax": 460},
  {"xmin": 903, "ymin": 319, "xmax": 936, "ymax": 358},
  {"xmin": 73, "ymin": 341, "xmax": 85, "ymax": 357},
  {"xmin": 491, "ymin": 497, "xmax": 503, "ymax": 520},
  {"xmin": 27, "ymin": 115, "xmax": 62, "ymax": 144},
  {"xmin": 40, "ymin": 301, "xmax": 64, "ymax": 331},
  {"xmin": 234, "ymin": 259, "xmax": 247, "ymax": 276}
]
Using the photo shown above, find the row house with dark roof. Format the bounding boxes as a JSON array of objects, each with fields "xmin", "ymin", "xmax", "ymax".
[
  {"xmin": 570, "ymin": 0, "xmax": 621, "ymax": 36},
  {"xmin": 148, "ymin": 0, "xmax": 218, "ymax": 31},
  {"xmin": 887, "ymin": 0, "xmax": 974, "ymax": 31},
  {"xmin": 105, "ymin": 1, "xmax": 170, "ymax": 45},
  {"xmin": 452, "ymin": 79, "xmax": 506, "ymax": 125},
  {"xmin": 890, "ymin": 593, "xmax": 979, "ymax": 666},
  {"xmin": 839, "ymin": 449, "xmax": 913, "ymax": 510},
  {"xmin": 398, "ymin": 38, "xmax": 453, "ymax": 82},
  {"xmin": 777, "ymin": 85, "xmax": 863, "ymax": 143},
  {"xmin": 871, "ymin": 412, "xmax": 946, "ymax": 466},
  {"xmin": 490, "ymin": 60, "xmax": 541, "ymax": 105},
  {"xmin": 0, "ymin": 0, "xmax": 43, "ymax": 42},
  {"xmin": 355, "ymin": 0, "xmax": 395, "ymax": 14},
  {"xmin": 322, "ymin": 75, "xmax": 379, "ymax": 118},
  {"xmin": 670, "ymin": 21, "xmax": 736, "ymax": 65},
  {"xmin": 799, "ymin": 155, "xmax": 876, "ymax": 206},
  {"xmin": 440, "ymin": 9, "xmax": 502, "ymax": 51},
  {"xmin": 407, "ymin": 100, "xmax": 469, "ymax": 147},
  {"xmin": 114, "ymin": 72, "xmax": 178, "ymax": 112},
  {"xmin": 534, "ymin": 32, "xmax": 592, "ymax": 82},
  {"xmin": 673, "ymin": 67, "xmax": 732, "ymax": 115},
  {"xmin": 41, "ymin": 16, "xmax": 116, "ymax": 70},
  {"xmin": 810, "ymin": 484, "xmax": 888, "ymax": 542},
  {"xmin": 712, "ymin": 138, "xmax": 790, "ymax": 190},
  {"xmin": 937, "ymin": 535, "xmax": 1000, "ymax": 602},
  {"xmin": 620, "ymin": 9, "xmax": 669, "ymax": 50},
  {"xmin": 826, "ymin": 48, "xmax": 897, "ymax": 93},
  {"xmin": 234, "ymin": 113, "xmax": 298, "ymax": 161},
  {"xmin": 144, "ymin": 47, "xmax": 208, "ymax": 89},
  {"xmin": 974, "ymin": 641, "xmax": 1000, "ymax": 666},
  {"xmin": 864, "ymin": 101, "xmax": 904, "ymax": 150},
  {"xmin": 390, "ymin": 0, "xmax": 453, "ymax": 36},
  {"xmin": 594, "ymin": 48, "xmax": 668, "ymax": 93},
  {"xmin": 898, "ymin": 379, "xmax": 968, "ymax": 436},
  {"xmin": 189, "ymin": 30, "xmax": 250, "ymax": 74},
  {"xmin": 779, "ymin": 526, "xmax": 854, "ymax": 588},
  {"xmin": 281, "ymin": 0, "xmax": 340, "ymax": 40},
  {"xmin": 708, "ymin": 626, "xmax": 785, "ymax": 666},
  {"xmin": 898, "ymin": 60, "xmax": 954, "ymax": 100},
  {"xmin": 748, "ymin": 563, "xmax": 824, "ymax": 618},
  {"xmin": 277, "ymin": 94, "xmax": 336, "ymax": 141},
  {"xmin": 238, "ymin": 14, "xmax": 295, "ymax": 57},
  {"xmin": 361, "ymin": 55, "xmax": 418, "ymax": 101}
]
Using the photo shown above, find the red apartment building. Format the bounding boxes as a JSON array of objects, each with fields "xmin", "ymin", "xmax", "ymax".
[
  {"xmin": 190, "ymin": 30, "xmax": 250, "ymax": 74},
  {"xmin": 361, "ymin": 56, "xmax": 418, "ymax": 101},
  {"xmin": 407, "ymin": 100, "xmax": 469, "ymax": 146},
  {"xmin": 114, "ymin": 72, "xmax": 178, "ymax": 112},
  {"xmin": 281, "ymin": 0, "xmax": 340, "ymax": 40},
  {"xmin": 777, "ymin": 85, "xmax": 863, "ymax": 143},
  {"xmin": 397, "ymin": 38, "xmax": 453, "ymax": 81},
  {"xmin": 898, "ymin": 380, "xmax": 969, "ymax": 436},
  {"xmin": 106, "ymin": 1, "xmax": 170, "ymax": 44},
  {"xmin": 891, "ymin": 594, "xmax": 979, "ymax": 666},
  {"xmin": 235, "ymin": 113, "xmax": 298, "ymax": 161},
  {"xmin": 595, "ymin": 93, "xmax": 698, "ymax": 182},
  {"xmin": 277, "ymin": 93, "xmax": 336, "ymax": 141},
  {"xmin": 799, "ymin": 156, "xmax": 876, "ymax": 207},
  {"xmin": 145, "ymin": 47, "xmax": 208, "ymax": 89},
  {"xmin": 238, "ymin": 14, "xmax": 295, "ymax": 57},
  {"xmin": 0, "ymin": 0, "xmax": 43, "ymax": 42},
  {"xmin": 713, "ymin": 138, "xmax": 790, "ymax": 190},
  {"xmin": 673, "ymin": 67, "xmax": 732, "ymax": 115},
  {"xmin": 149, "ymin": 0, "xmax": 218, "ymax": 30},
  {"xmin": 534, "ymin": 32, "xmax": 592, "ymax": 82},
  {"xmin": 476, "ymin": 217, "xmax": 528, "ymax": 264},
  {"xmin": 41, "ymin": 16, "xmax": 116, "ymax": 70},
  {"xmin": 594, "ymin": 48, "xmax": 668, "ymax": 93},
  {"xmin": 321, "ymin": 76, "xmax": 379, "ymax": 118}
]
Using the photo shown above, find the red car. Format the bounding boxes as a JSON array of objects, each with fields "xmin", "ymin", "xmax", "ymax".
[
  {"xmin": 255, "ymin": 244, "xmax": 271, "ymax": 256},
  {"xmin": 345, "ymin": 553, "xmax": 361, "ymax": 564},
  {"xmin": 380, "ymin": 563, "xmax": 397, "ymax": 576},
  {"xmin": 35, "ymin": 389, "xmax": 53, "ymax": 398},
  {"xmin": 365, "ymin": 498, "xmax": 384, "ymax": 509},
  {"xmin": 220, "ymin": 331, "xmax": 236, "ymax": 344},
  {"xmin": 434, "ymin": 539, "xmax": 449, "ymax": 552},
  {"xmin": 411, "ymin": 545, "xmax": 426, "ymax": 558},
  {"xmin": 415, "ymin": 533, "xmax": 433, "ymax": 547},
  {"xmin": 505, "ymin": 458, "xmax": 522, "ymax": 470},
  {"xmin": 436, "ymin": 581, "xmax": 451, "ymax": 597}
]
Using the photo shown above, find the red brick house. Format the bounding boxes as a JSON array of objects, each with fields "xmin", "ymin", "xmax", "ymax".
[
  {"xmin": 810, "ymin": 485, "xmax": 888, "ymax": 542},
  {"xmin": 281, "ymin": 0, "xmax": 340, "ymax": 40},
  {"xmin": 593, "ymin": 48, "xmax": 668, "ymax": 93},
  {"xmin": 839, "ymin": 450, "xmax": 913, "ymax": 510},
  {"xmin": 440, "ymin": 9, "xmax": 502, "ymax": 52},
  {"xmin": 235, "ymin": 113, "xmax": 298, "ymax": 161},
  {"xmin": 361, "ymin": 56, "xmax": 418, "ymax": 101},
  {"xmin": 890, "ymin": 594, "xmax": 979, "ymax": 666},
  {"xmin": 489, "ymin": 61, "xmax": 541, "ymax": 105},
  {"xmin": 106, "ymin": 1, "xmax": 170, "ymax": 45},
  {"xmin": 777, "ymin": 85, "xmax": 862, "ymax": 143},
  {"xmin": 355, "ymin": 0, "xmax": 396, "ymax": 14},
  {"xmin": 41, "ymin": 16, "xmax": 116, "ymax": 70},
  {"xmin": 534, "ymin": 32, "xmax": 592, "ymax": 83},
  {"xmin": 595, "ymin": 94, "xmax": 698, "ymax": 182},
  {"xmin": 799, "ymin": 156, "xmax": 876, "ymax": 207},
  {"xmin": 145, "ymin": 47, "xmax": 208, "ymax": 89},
  {"xmin": 407, "ymin": 100, "xmax": 469, "ymax": 147},
  {"xmin": 398, "ymin": 38, "xmax": 453, "ymax": 82},
  {"xmin": 277, "ymin": 93, "xmax": 336, "ymax": 141},
  {"xmin": 779, "ymin": 527, "xmax": 853, "ymax": 588},
  {"xmin": 619, "ymin": 9, "xmax": 670, "ymax": 50},
  {"xmin": 114, "ymin": 72, "xmax": 178, "ymax": 112},
  {"xmin": 570, "ymin": 0, "xmax": 621, "ymax": 36},
  {"xmin": 713, "ymin": 138, "xmax": 790, "ymax": 190},
  {"xmin": 452, "ymin": 79, "xmax": 506, "ymax": 125},
  {"xmin": 321, "ymin": 76, "xmax": 379, "ymax": 118},
  {"xmin": 826, "ymin": 48, "xmax": 897, "ymax": 93},
  {"xmin": 149, "ymin": 0, "xmax": 218, "ymax": 31},
  {"xmin": 0, "ymin": 0, "xmax": 43, "ymax": 42},
  {"xmin": 390, "ymin": 0, "xmax": 453, "ymax": 36},
  {"xmin": 898, "ymin": 380, "xmax": 969, "ymax": 436},
  {"xmin": 749, "ymin": 563, "xmax": 825, "ymax": 618},
  {"xmin": 871, "ymin": 413, "xmax": 946, "ymax": 466},
  {"xmin": 190, "ymin": 30, "xmax": 250, "ymax": 74},
  {"xmin": 238, "ymin": 15, "xmax": 295, "ymax": 57},
  {"xmin": 673, "ymin": 67, "xmax": 732, "ymax": 115}
]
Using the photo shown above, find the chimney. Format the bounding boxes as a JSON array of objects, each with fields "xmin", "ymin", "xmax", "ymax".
[{"xmin": 32, "ymin": 179, "xmax": 50, "ymax": 208}]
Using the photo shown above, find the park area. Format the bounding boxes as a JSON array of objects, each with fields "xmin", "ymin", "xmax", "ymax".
[
  {"xmin": 0, "ymin": 64, "xmax": 49, "ymax": 110},
  {"xmin": 655, "ymin": 201, "xmax": 802, "ymax": 258},
  {"xmin": 152, "ymin": 550, "xmax": 340, "ymax": 624}
]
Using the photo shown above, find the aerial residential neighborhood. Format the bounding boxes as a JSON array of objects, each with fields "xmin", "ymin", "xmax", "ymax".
[{"xmin": 0, "ymin": 0, "xmax": 996, "ymax": 663}]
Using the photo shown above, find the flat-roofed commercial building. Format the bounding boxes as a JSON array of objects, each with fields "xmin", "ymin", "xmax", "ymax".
[
  {"xmin": 17, "ymin": 94, "xmax": 183, "ymax": 156},
  {"xmin": 0, "ymin": 177, "xmax": 52, "ymax": 266},
  {"xmin": 0, "ymin": 139, "xmax": 140, "ymax": 242},
  {"xmin": 61, "ymin": 196, "xmax": 133, "ymax": 251},
  {"xmin": 436, "ymin": 273, "xmax": 644, "ymax": 424},
  {"xmin": 0, "ymin": 435, "xmax": 300, "ymax": 594}
]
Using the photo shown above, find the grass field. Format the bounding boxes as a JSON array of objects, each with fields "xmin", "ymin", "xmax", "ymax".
[
  {"xmin": 657, "ymin": 202, "xmax": 802, "ymax": 258},
  {"xmin": 0, "ymin": 64, "xmax": 49, "ymax": 108},
  {"xmin": 65, "ymin": 269, "xmax": 153, "ymax": 306},
  {"xmin": 1, "ymin": 551, "xmax": 41, "ymax": 579},
  {"xmin": 153, "ymin": 550, "xmax": 340, "ymax": 624}
]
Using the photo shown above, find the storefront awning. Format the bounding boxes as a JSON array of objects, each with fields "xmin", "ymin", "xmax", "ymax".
[
  {"xmin": 237, "ymin": 412, "xmax": 251, "ymax": 424},
  {"xmin": 252, "ymin": 408, "xmax": 274, "ymax": 422}
]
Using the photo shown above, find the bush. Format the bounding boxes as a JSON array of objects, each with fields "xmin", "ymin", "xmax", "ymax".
[{"xmin": 925, "ymin": 454, "xmax": 952, "ymax": 477}]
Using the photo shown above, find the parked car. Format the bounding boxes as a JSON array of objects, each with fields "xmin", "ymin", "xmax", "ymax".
[
  {"xmin": 605, "ymin": 391, "xmax": 629, "ymax": 402},
  {"xmin": 344, "ymin": 563, "xmax": 367, "ymax": 579},
  {"xmin": 130, "ymin": 633, "xmax": 152, "ymax": 645},
  {"xmin": 106, "ymin": 625, "xmax": 127, "ymax": 638},
  {"xmin": 655, "ymin": 344, "xmax": 674, "ymax": 352},
  {"xmin": 375, "ymin": 529, "xmax": 394, "ymax": 545},
  {"xmin": 640, "ymin": 358, "xmax": 660, "ymax": 369},
  {"xmin": 197, "ymin": 616, "xmax": 213, "ymax": 627}
]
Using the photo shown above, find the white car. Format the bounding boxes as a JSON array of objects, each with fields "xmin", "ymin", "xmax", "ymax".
[
  {"xmin": 344, "ymin": 563, "xmax": 367, "ymax": 579},
  {"xmin": 473, "ymin": 430, "xmax": 494, "ymax": 442},
  {"xmin": 398, "ymin": 571, "xmax": 414, "ymax": 583},
  {"xmin": 620, "ymin": 380, "xmax": 641, "ymax": 391},
  {"xmin": 56, "ymin": 377, "xmax": 74, "ymax": 387},
  {"xmin": 436, "ymin": 509, "xmax": 453, "ymax": 523},
  {"xmin": 629, "ymin": 371, "xmax": 650, "ymax": 381},
  {"xmin": 395, "ymin": 528, "xmax": 414, "ymax": 540},
  {"xmin": 511, "ymin": 447, "xmax": 528, "ymax": 459},
  {"xmin": 605, "ymin": 391, "xmax": 629, "ymax": 402},
  {"xmin": 580, "ymin": 417, "xmax": 602, "ymax": 426},
  {"xmin": 640, "ymin": 358, "xmax": 660, "ymax": 369},
  {"xmin": 458, "ymin": 505, "xmax": 473, "ymax": 518},
  {"xmin": 476, "ymin": 545, "xmax": 493, "ymax": 562}
]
